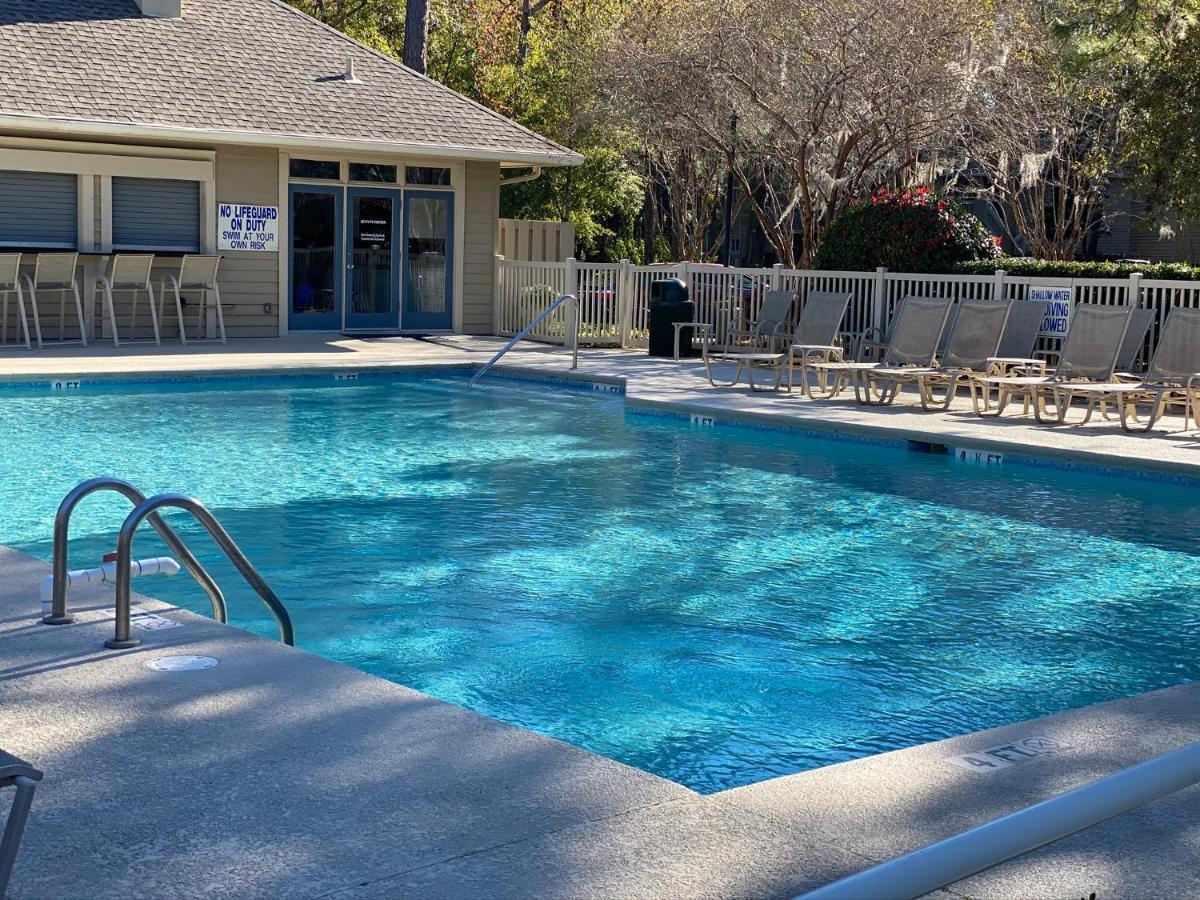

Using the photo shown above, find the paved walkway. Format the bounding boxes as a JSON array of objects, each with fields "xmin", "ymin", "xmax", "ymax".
[{"xmin": 1, "ymin": 335, "xmax": 1198, "ymax": 898}]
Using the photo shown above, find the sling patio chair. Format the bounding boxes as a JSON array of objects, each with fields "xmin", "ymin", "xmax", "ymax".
[
  {"xmin": 0, "ymin": 748, "xmax": 42, "ymax": 897},
  {"xmin": 1113, "ymin": 308, "xmax": 1154, "ymax": 377},
  {"xmin": 1035, "ymin": 306, "xmax": 1200, "ymax": 433},
  {"xmin": 702, "ymin": 290, "xmax": 796, "ymax": 388},
  {"xmin": 806, "ymin": 296, "xmax": 953, "ymax": 404},
  {"xmin": 968, "ymin": 303, "xmax": 1133, "ymax": 422},
  {"xmin": 970, "ymin": 298, "xmax": 1049, "ymax": 412},
  {"xmin": 783, "ymin": 291, "xmax": 853, "ymax": 396},
  {"xmin": 869, "ymin": 299, "xmax": 1012, "ymax": 411}
]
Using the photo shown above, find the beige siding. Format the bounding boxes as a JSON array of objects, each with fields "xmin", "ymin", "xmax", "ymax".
[
  {"xmin": 462, "ymin": 160, "xmax": 499, "ymax": 334},
  {"xmin": 213, "ymin": 146, "xmax": 279, "ymax": 337}
]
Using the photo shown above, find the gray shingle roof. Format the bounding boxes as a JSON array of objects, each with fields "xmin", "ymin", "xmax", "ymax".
[{"xmin": 0, "ymin": 0, "xmax": 581, "ymax": 164}]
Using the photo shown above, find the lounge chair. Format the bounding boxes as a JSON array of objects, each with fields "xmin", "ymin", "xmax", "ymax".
[
  {"xmin": 784, "ymin": 291, "xmax": 853, "ymax": 396},
  {"xmin": 969, "ymin": 304, "xmax": 1133, "ymax": 422},
  {"xmin": 702, "ymin": 290, "xmax": 796, "ymax": 388},
  {"xmin": 898, "ymin": 300, "xmax": 1013, "ymax": 410},
  {"xmin": 1114, "ymin": 308, "xmax": 1154, "ymax": 377},
  {"xmin": 1039, "ymin": 306, "xmax": 1200, "ymax": 432},
  {"xmin": 0, "ymin": 749, "xmax": 42, "ymax": 897},
  {"xmin": 986, "ymin": 298, "xmax": 1048, "ymax": 373},
  {"xmin": 808, "ymin": 296, "xmax": 953, "ymax": 404}
]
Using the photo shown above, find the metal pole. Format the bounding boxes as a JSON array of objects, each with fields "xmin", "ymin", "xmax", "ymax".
[
  {"xmin": 721, "ymin": 110, "xmax": 739, "ymax": 266},
  {"xmin": 470, "ymin": 293, "xmax": 579, "ymax": 386},
  {"xmin": 47, "ymin": 477, "xmax": 227, "ymax": 626},
  {"xmin": 108, "ymin": 493, "xmax": 295, "ymax": 650},
  {"xmin": 799, "ymin": 740, "xmax": 1200, "ymax": 900}
]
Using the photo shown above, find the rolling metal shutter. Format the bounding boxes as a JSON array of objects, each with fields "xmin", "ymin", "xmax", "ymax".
[
  {"xmin": 0, "ymin": 171, "xmax": 78, "ymax": 248},
  {"xmin": 112, "ymin": 177, "xmax": 200, "ymax": 251}
]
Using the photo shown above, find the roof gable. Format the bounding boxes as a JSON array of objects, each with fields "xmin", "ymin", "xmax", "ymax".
[{"xmin": 0, "ymin": 0, "xmax": 581, "ymax": 165}]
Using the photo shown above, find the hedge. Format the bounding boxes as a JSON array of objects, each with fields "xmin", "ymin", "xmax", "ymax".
[{"xmin": 952, "ymin": 258, "xmax": 1200, "ymax": 280}]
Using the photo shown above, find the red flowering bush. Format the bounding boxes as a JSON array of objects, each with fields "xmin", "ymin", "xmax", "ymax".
[{"xmin": 813, "ymin": 187, "xmax": 1001, "ymax": 272}]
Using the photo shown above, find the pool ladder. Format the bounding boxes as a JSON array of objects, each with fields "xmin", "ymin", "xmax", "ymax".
[{"xmin": 44, "ymin": 477, "xmax": 295, "ymax": 649}]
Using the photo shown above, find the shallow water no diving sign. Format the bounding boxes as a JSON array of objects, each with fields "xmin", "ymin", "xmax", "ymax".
[{"xmin": 944, "ymin": 735, "xmax": 1072, "ymax": 773}]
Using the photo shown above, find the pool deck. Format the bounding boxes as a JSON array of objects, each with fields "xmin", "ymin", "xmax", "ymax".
[{"xmin": 2, "ymin": 335, "xmax": 1199, "ymax": 898}]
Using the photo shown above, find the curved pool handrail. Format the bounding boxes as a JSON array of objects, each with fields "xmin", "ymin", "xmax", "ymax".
[
  {"xmin": 470, "ymin": 293, "xmax": 579, "ymax": 387},
  {"xmin": 106, "ymin": 492, "xmax": 294, "ymax": 650},
  {"xmin": 47, "ymin": 477, "xmax": 227, "ymax": 626}
]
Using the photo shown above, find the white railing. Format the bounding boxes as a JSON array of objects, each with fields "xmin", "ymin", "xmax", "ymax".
[
  {"xmin": 495, "ymin": 256, "xmax": 1200, "ymax": 357},
  {"xmin": 799, "ymin": 740, "xmax": 1200, "ymax": 900}
]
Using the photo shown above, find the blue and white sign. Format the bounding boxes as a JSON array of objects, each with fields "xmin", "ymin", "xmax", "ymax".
[
  {"xmin": 1029, "ymin": 284, "xmax": 1073, "ymax": 338},
  {"xmin": 218, "ymin": 203, "xmax": 279, "ymax": 252}
]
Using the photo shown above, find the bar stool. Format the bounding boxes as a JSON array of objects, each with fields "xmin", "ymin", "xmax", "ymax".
[
  {"xmin": 160, "ymin": 255, "xmax": 225, "ymax": 345},
  {"xmin": 0, "ymin": 253, "xmax": 33, "ymax": 350},
  {"xmin": 97, "ymin": 254, "xmax": 160, "ymax": 347},
  {"xmin": 23, "ymin": 252, "xmax": 87, "ymax": 347}
]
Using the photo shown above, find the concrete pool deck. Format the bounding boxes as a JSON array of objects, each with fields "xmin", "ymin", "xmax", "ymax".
[
  {"xmin": 1, "ymin": 335, "xmax": 1199, "ymax": 897},
  {"xmin": 2, "ymin": 332, "xmax": 1200, "ymax": 478}
]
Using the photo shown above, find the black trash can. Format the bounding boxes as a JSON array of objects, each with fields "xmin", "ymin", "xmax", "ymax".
[{"xmin": 648, "ymin": 277, "xmax": 698, "ymax": 358}]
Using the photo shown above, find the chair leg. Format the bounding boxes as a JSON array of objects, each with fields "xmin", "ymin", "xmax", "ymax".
[
  {"xmin": 170, "ymin": 279, "xmax": 188, "ymax": 345},
  {"xmin": 25, "ymin": 281, "xmax": 43, "ymax": 350},
  {"xmin": 145, "ymin": 282, "xmax": 161, "ymax": 346},
  {"xmin": 72, "ymin": 281, "xmax": 87, "ymax": 347},
  {"xmin": 212, "ymin": 284, "xmax": 227, "ymax": 344},
  {"xmin": 0, "ymin": 777, "xmax": 38, "ymax": 897},
  {"xmin": 103, "ymin": 283, "xmax": 120, "ymax": 348}
]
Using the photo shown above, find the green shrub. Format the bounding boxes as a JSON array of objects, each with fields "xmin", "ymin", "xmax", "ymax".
[
  {"xmin": 814, "ymin": 187, "xmax": 1001, "ymax": 272},
  {"xmin": 953, "ymin": 258, "xmax": 1200, "ymax": 280}
]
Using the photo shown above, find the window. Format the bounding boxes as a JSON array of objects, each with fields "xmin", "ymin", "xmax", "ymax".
[
  {"xmin": 405, "ymin": 166, "xmax": 452, "ymax": 186},
  {"xmin": 289, "ymin": 159, "xmax": 340, "ymax": 180},
  {"xmin": 0, "ymin": 171, "xmax": 77, "ymax": 248},
  {"xmin": 112, "ymin": 177, "xmax": 200, "ymax": 251},
  {"xmin": 349, "ymin": 163, "xmax": 397, "ymax": 183}
]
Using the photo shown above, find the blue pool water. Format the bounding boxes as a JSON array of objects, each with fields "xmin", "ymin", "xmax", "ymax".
[{"xmin": 3, "ymin": 373, "xmax": 1200, "ymax": 792}]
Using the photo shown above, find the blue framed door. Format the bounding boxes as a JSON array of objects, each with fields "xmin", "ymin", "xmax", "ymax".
[
  {"xmin": 288, "ymin": 184, "xmax": 343, "ymax": 331},
  {"xmin": 402, "ymin": 190, "xmax": 454, "ymax": 331},
  {"xmin": 346, "ymin": 187, "xmax": 401, "ymax": 331}
]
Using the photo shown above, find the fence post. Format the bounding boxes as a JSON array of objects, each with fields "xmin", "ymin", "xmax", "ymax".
[
  {"xmin": 872, "ymin": 266, "xmax": 887, "ymax": 338},
  {"xmin": 566, "ymin": 257, "xmax": 578, "ymax": 298},
  {"xmin": 1128, "ymin": 271, "xmax": 1143, "ymax": 307},
  {"xmin": 992, "ymin": 268, "xmax": 1007, "ymax": 303},
  {"xmin": 618, "ymin": 258, "xmax": 632, "ymax": 348},
  {"xmin": 771, "ymin": 263, "xmax": 784, "ymax": 292},
  {"xmin": 493, "ymin": 254, "xmax": 505, "ymax": 335}
]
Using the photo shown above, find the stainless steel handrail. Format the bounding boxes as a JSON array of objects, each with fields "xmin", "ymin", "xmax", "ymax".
[
  {"xmin": 46, "ymin": 477, "xmax": 227, "ymax": 626},
  {"xmin": 106, "ymin": 493, "xmax": 295, "ymax": 649},
  {"xmin": 798, "ymin": 739, "xmax": 1200, "ymax": 900},
  {"xmin": 469, "ymin": 292, "xmax": 579, "ymax": 387}
]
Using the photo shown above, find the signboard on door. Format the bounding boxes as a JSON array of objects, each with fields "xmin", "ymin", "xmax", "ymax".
[
  {"xmin": 218, "ymin": 203, "xmax": 278, "ymax": 252},
  {"xmin": 1029, "ymin": 284, "xmax": 1073, "ymax": 337},
  {"xmin": 354, "ymin": 199, "xmax": 392, "ymax": 248}
]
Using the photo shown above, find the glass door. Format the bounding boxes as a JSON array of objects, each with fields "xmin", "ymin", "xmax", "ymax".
[
  {"xmin": 288, "ymin": 185, "xmax": 343, "ymax": 330},
  {"xmin": 402, "ymin": 190, "xmax": 454, "ymax": 331},
  {"xmin": 346, "ymin": 187, "xmax": 401, "ymax": 331}
]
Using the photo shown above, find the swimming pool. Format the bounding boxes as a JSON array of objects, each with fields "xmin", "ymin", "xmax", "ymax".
[{"xmin": 4, "ymin": 372, "xmax": 1199, "ymax": 792}]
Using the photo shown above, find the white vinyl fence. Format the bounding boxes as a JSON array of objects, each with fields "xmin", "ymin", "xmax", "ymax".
[{"xmin": 494, "ymin": 256, "xmax": 1200, "ymax": 361}]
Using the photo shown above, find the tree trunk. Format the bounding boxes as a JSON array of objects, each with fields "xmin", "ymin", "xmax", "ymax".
[{"xmin": 403, "ymin": 0, "xmax": 429, "ymax": 74}]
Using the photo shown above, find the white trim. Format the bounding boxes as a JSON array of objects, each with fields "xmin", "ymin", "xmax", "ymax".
[
  {"xmin": 0, "ymin": 114, "xmax": 583, "ymax": 167},
  {"xmin": 0, "ymin": 146, "xmax": 213, "ymax": 180},
  {"xmin": 98, "ymin": 175, "xmax": 113, "ymax": 253},
  {"xmin": 277, "ymin": 151, "xmax": 289, "ymax": 336},
  {"xmin": 77, "ymin": 175, "xmax": 95, "ymax": 252}
]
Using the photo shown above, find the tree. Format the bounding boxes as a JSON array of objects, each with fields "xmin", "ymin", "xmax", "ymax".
[
  {"xmin": 1121, "ymin": 7, "xmax": 1200, "ymax": 221},
  {"xmin": 606, "ymin": 0, "xmax": 989, "ymax": 267},
  {"xmin": 948, "ymin": 0, "xmax": 1192, "ymax": 260},
  {"xmin": 403, "ymin": 0, "xmax": 429, "ymax": 72}
]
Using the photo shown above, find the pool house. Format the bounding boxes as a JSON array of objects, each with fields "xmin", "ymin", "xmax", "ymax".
[{"xmin": 0, "ymin": 0, "xmax": 580, "ymax": 345}]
